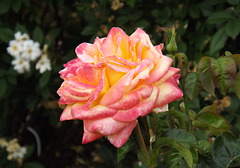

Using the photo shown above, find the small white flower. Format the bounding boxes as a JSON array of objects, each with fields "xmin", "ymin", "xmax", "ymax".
[
  {"xmin": 14, "ymin": 31, "xmax": 29, "ymax": 41},
  {"xmin": 12, "ymin": 146, "xmax": 27, "ymax": 160},
  {"xmin": 36, "ymin": 54, "xmax": 51, "ymax": 73},
  {"xmin": 11, "ymin": 57, "xmax": 30, "ymax": 73},
  {"xmin": 7, "ymin": 40, "xmax": 23, "ymax": 57},
  {"xmin": 22, "ymin": 40, "xmax": 41, "ymax": 61}
]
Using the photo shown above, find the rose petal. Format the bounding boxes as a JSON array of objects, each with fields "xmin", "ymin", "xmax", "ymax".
[
  {"xmin": 112, "ymin": 85, "xmax": 159, "ymax": 121},
  {"xmin": 71, "ymin": 104, "xmax": 117, "ymax": 120},
  {"xmin": 130, "ymin": 28, "xmax": 160, "ymax": 63},
  {"xmin": 60, "ymin": 104, "xmax": 75, "ymax": 121},
  {"xmin": 108, "ymin": 120, "xmax": 138, "ymax": 148},
  {"xmin": 57, "ymin": 82, "xmax": 94, "ymax": 97},
  {"xmin": 100, "ymin": 69, "xmax": 135, "ymax": 105},
  {"xmin": 101, "ymin": 27, "xmax": 129, "ymax": 58},
  {"xmin": 84, "ymin": 117, "xmax": 131, "ymax": 135},
  {"xmin": 57, "ymin": 88, "xmax": 91, "ymax": 104},
  {"xmin": 143, "ymin": 55, "xmax": 172, "ymax": 84},
  {"xmin": 154, "ymin": 67, "xmax": 180, "ymax": 86},
  {"xmin": 155, "ymin": 81, "xmax": 183, "ymax": 107},
  {"xmin": 152, "ymin": 104, "xmax": 168, "ymax": 113},
  {"xmin": 82, "ymin": 126, "xmax": 103, "ymax": 144},
  {"xmin": 75, "ymin": 42, "xmax": 101, "ymax": 63},
  {"xmin": 108, "ymin": 84, "xmax": 153, "ymax": 110},
  {"xmin": 125, "ymin": 59, "xmax": 154, "ymax": 92}
]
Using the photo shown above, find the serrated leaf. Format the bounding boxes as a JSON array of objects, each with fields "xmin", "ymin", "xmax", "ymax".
[
  {"xmin": 225, "ymin": 19, "xmax": 240, "ymax": 39},
  {"xmin": 211, "ymin": 56, "xmax": 237, "ymax": 95},
  {"xmin": 197, "ymin": 140, "xmax": 212, "ymax": 157},
  {"xmin": 197, "ymin": 56, "xmax": 215, "ymax": 95},
  {"xmin": 193, "ymin": 112, "xmax": 231, "ymax": 136},
  {"xmin": 154, "ymin": 137, "xmax": 193, "ymax": 168},
  {"xmin": 185, "ymin": 72, "xmax": 202, "ymax": 99},
  {"xmin": 33, "ymin": 26, "xmax": 44, "ymax": 45},
  {"xmin": 210, "ymin": 27, "xmax": 228, "ymax": 55},
  {"xmin": 166, "ymin": 148, "xmax": 187, "ymax": 168},
  {"xmin": 207, "ymin": 11, "xmax": 233, "ymax": 24},
  {"xmin": 212, "ymin": 132, "xmax": 240, "ymax": 168},
  {"xmin": 167, "ymin": 129, "xmax": 197, "ymax": 148},
  {"xmin": 0, "ymin": 28, "xmax": 14, "ymax": 43},
  {"xmin": 233, "ymin": 72, "xmax": 240, "ymax": 99}
]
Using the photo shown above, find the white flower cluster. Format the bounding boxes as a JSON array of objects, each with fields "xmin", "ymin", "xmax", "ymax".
[
  {"xmin": 0, "ymin": 138, "xmax": 27, "ymax": 162},
  {"xmin": 7, "ymin": 31, "xmax": 51, "ymax": 74}
]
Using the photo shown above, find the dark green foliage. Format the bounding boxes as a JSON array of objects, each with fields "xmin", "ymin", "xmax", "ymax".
[{"xmin": 0, "ymin": 0, "xmax": 240, "ymax": 168}]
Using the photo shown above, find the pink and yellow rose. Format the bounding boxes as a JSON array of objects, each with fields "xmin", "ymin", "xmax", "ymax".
[{"xmin": 57, "ymin": 27, "xmax": 183, "ymax": 147}]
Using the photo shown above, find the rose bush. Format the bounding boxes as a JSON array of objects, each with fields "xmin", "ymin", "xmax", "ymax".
[{"xmin": 57, "ymin": 27, "xmax": 183, "ymax": 147}]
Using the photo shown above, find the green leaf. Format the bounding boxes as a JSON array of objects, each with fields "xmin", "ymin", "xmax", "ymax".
[
  {"xmin": 12, "ymin": 0, "xmax": 22, "ymax": 12},
  {"xmin": 15, "ymin": 23, "xmax": 28, "ymax": 33},
  {"xmin": 185, "ymin": 72, "xmax": 202, "ymax": 100},
  {"xmin": 194, "ymin": 128, "xmax": 209, "ymax": 141},
  {"xmin": 117, "ymin": 140, "xmax": 136, "ymax": 163},
  {"xmin": 154, "ymin": 137, "xmax": 193, "ymax": 168},
  {"xmin": 212, "ymin": 132, "xmax": 240, "ymax": 168},
  {"xmin": 125, "ymin": 0, "xmax": 136, "ymax": 8},
  {"xmin": 0, "ymin": 28, "xmax": 14, "ymax": 43},
  {"xmin": 33, "ymin": 26, "xmax": 44, "ymax": 45},
  {"xmin": 39, "ymin": 71, "xmax": 51, "ymax": 88},
  {"xmin": 197, "ymin": 140, "xmax": 212, "ymax": 157},
  {"xmin": 207, "ymin": 11, "xmax": 233, "ymax": 24},
  {"xmin": 225, "ymin": 19, "xmax": 240, "ymax": 39},
  {"xmin": 81, "ymin": 26, "xmax": 98, "ymax": 35},
  {"xmin": 227, "ymin": 0, "xmax": 240, "ymax": 5},
  {"xmin": 231, "ymin": 54, "xmax": 240, "ymax": 68},
  {"xmin": 193, "ymin": 112, "xmax": 231, "ymax": 136},
  {"xmin": 210, "ymin": 27, "xmax": 228, "ymax": 55},
  {"xmin": 23, "ymin": 162, "xmax": 44, "ymax": 168},
  {"xmin": 198, "ymin": 104, "xmax": 217, "ymax": 114},
  {"xmin": 233, "ymin": 72, "xmax": 240, "ymax": 99},
  {"xmin": 211, "ymin": 56, "xmax": 237, "ymax": 95},
  {"xmin": 166, "ymin": 148, "xmax": 188, "ymax": 168},
  {"xmin": 175, "ymin": 53, "xmax": 188, "ymax": 79},
  {"xmin": 23, "ymin": 145, "xmax": 35, "ymax": 160},
  {"xmin": 197, "ymin": 57, "xmax": 215, "ymax": 95},
  {"xmin": 189, "ymin": 5, "xmax": 200, "ymax": 19},
  {"xmin": 197, "ymin": 155, "xmax": 218, "ymax": 168},
  {"xmin": 166, "ymin": 129, "xmax": 197, "ymax": 148},
  {"xmin": 149, "ymin": 113, "xmax": 168, "ymax": 136},
  {"xmin": 0, "ymin": 0, "xmax": 12, "ymax": 14},
  {"xmin": 168, "ymin": 110, "xmax": 187, "ymax": 130}
]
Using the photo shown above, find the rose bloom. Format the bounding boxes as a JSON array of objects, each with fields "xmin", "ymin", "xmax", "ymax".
[{"xmin": 57, "ymin": 27, "xmax": 183, "ymax": 147}]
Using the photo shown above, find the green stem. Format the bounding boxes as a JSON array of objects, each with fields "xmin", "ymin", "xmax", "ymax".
[
  {"xmin": 135, "ymin": 122, "xmax": 150, "ymax": 165},
  {"xmin": 140, "ymin": 116, "xmax": 150, "ymax": 147},
  {"xmin": 179, "ymin": 81, "xmax": 191, "ymax": 132},
  {"xmin": 183, "ymin": 91, "xmax": 191, "ymax": 132}
]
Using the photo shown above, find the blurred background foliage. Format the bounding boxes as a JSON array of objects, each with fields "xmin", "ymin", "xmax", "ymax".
[{"xmin": 0, "ymin": 0, "xmax": 240, "ymax": 168}]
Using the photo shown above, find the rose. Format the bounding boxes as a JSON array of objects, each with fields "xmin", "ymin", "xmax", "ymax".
[{"xmin": 57, "ymin": 27, "xmax": 183, "ymax": 147}]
